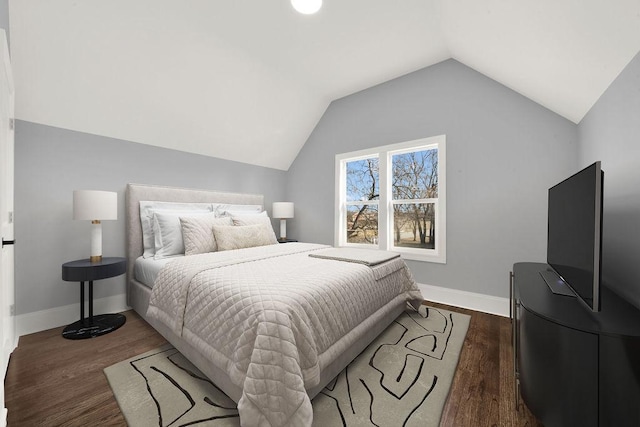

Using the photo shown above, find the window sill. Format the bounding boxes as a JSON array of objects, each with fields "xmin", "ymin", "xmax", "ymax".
[
  {"xmin": 397, "ymin": 250, "xmax": 446, "ymax": 264},
  {"xmin": 337, "ymin": 243, "xmax": 446, "ymax": 264}
]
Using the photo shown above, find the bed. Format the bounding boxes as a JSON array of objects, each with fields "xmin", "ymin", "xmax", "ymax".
[{"xmin": 125, "ymin": 183, "xmax": 424, "ymax": 426}]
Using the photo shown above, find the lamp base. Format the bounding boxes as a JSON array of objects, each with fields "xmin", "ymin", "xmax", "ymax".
[{"xmin": 90, "ymin": 220, "xmax": 103, "ymax": 263}]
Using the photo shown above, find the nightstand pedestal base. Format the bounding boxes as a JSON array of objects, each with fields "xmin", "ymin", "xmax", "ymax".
[{"xmin": 62, "ymin": 313, "xmax": 126, "ymax": 340}]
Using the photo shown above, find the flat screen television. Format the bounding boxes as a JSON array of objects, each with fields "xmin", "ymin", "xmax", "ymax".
[{"xmin": 543, "ymin": 161, "xmax": 603, "ymax": 312}]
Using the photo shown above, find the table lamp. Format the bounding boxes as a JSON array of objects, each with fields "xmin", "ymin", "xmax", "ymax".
[
  {"xmin": 73, "ymin": 190, "xmax": 117, "ymax": 262},
  {"xmin": 272, "ymin": 202, "xmax": 294, "ymax": 241}
]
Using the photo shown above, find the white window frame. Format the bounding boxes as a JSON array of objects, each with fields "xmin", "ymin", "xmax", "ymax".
[{"xmin": 335, "ymin": 135, "xmax": 446, "ymax": 263}]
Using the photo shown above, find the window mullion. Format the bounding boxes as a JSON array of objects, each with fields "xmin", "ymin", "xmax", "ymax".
[
  {"xmin": 392, "ymin": 198, "xmax": 438, "ymax": 205},
  {"xmin": 346, "ymin": 201, "xmax": 379, "ymax": 207},
  {"xmin": 378, "ymin": 151, "xmax": 389, "ymax": 250},
  {"xmin": 336, "ymin": 159, "xmax": 346, "ymax": 246}
]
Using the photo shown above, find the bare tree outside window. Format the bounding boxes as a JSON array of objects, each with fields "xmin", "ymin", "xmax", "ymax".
[
  {"xmin": 344, "ymin": 150, "xmax": 438, "ymax": 248},
  {"xmin": 336, "ymin": 135, "xmax": 446, "ymax": 263},
  {"xmin": 392, "ymin": 149, "xmax": 438, "ymax": 249},
  {"xmin": 346, "ymin": 158, "xmax": 379, "ymax": 244}
]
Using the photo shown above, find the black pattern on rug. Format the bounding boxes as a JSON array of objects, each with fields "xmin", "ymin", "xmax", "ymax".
[
  {"xmin": 128, "ymin": 348, "xmax": 239, "ymax": 426},
  {"xmin": 105, "ymin": 305, "xmax": 469, "ymax": 427},
  {"xmin": 313, "ymin": 306, "xmax": 458, "ymax": 426}
]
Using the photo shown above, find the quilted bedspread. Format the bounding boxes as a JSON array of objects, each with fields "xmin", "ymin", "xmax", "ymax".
[{"xmin": 147, "ymin": 243, "xmax": 423, "ymax": 427}]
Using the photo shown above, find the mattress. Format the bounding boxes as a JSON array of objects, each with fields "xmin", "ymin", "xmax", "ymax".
[{"xmin": 133, "ymin": 256, "xmax": 177, "ymax": 288}]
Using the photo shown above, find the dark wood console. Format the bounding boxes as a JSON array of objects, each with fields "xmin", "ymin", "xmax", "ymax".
[{"xmin": 511, "ymin": 262, "xmax": 640, "ymax": 427}]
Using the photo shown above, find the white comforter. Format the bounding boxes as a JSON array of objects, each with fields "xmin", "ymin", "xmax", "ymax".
[{"xmin": 147, "ymin": 243, "xmax": 423, "ymax": 427}]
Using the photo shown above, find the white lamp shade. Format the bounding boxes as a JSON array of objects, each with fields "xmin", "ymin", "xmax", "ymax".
[
  {"xmin": 272, "ymin": 202, "xmax": 294, "ymax": 219},
  {"xmin": 73, "ymin": 190, "xmax": 118, "ymax": 220},
  {"xmin": 291, "ymin": 0, "xmax": 322, "ymax": 14}
]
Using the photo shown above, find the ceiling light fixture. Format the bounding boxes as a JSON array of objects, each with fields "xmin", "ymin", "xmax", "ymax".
[{"xmin": 291, "ymin": 0, "xmax": 322, "ymax": 15}]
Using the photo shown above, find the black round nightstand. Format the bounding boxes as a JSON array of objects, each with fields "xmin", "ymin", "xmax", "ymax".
[{"xmin": 61, "ymin": 257, "xmax": 127, "ymax": 340}]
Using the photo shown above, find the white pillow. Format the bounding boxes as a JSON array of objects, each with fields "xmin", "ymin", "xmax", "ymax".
[
  {"xmin": 213, "ymin": 223, "xmax": 279, "ymax": 251},
  {"xmin": 153, "ymin": 211, "xmax": 213, "ymax": 259},
  {"xmin": 214, "ymin": 204, "xmax": 264, "ymax": 217},
  {"xmin": 139, "ymin": 201, "xmax": 211, "ymax": 258},
  {"xmin": 180, "ymin": 215, "xmax": 233, "ymax": 256},
  {"xmin": 225, "ymin": 210, "xmax": 267, "ymax": 216}
]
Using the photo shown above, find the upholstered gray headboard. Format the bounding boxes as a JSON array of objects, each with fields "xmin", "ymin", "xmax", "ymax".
[{"xmin": 125, "ymin": 183, "xmax": 264, "ymax": 306}]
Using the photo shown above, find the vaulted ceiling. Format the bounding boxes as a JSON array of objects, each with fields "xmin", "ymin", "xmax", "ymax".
[{"xmin": 9, "ymin": 0, "xmax": 640, "ymax": 170}]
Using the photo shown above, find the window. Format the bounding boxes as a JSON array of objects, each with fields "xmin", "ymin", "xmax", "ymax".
[{"xmin": 335, "ymin": 135, "xmax": 446, "ymax": 263}]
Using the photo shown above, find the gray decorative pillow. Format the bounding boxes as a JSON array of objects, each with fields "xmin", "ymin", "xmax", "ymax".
[
  {"xmin": 153, "ymin": 211, "xmax": 213, "ymax": 259},
  {"xmin": 213, "ymin": 223, "xmax": 278, "ymax": 251},
  {"xmin": 180, "ymin": 215, "xmax": 233, "ymax": 256}
]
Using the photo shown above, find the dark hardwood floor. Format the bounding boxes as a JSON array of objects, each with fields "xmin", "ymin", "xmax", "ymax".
[
  {"xmin": 435, "ymin": 302, "xmax": 542, "ymax": 427},
  {"xmin": 4, "ymin": 303, "xmax": 542, "ymax": 426}
]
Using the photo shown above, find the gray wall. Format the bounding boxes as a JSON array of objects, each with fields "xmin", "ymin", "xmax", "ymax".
[
  {"xmin": 14, "ymin": 121, "xmax": 287, "ymax": 315},
  {"xmin": 287, "ymin": 59, "xmax": 578, "ymax": 299},
  {"xmin": 578, "ymin": 51, "xmax": 640, "ymax": 309}
]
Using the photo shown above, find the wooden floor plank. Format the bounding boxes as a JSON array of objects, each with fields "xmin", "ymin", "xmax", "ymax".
[
  {"xmin": 5, "ymin": 310, "xmax": 167, "ymax": 426},
  {"xmin": 434, "ymin": 302, "xmax": 542, "ymax": 427},
  {"xmin": 5, "ymin": 304, "xmax": 543, "ymax": 426}
]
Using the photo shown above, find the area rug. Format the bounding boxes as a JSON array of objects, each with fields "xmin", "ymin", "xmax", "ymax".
[{"xmin": 104, "ymin": 304, "xmax": 470, "ymax": 427}]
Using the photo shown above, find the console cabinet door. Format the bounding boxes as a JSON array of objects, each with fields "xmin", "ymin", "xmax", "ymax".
[
  {"xmin": 599, "ymin": 335, "xmax": 640, "ymax": 426},
  {"xmin": 519, "ymin": 305, "xmax": 598, "ymax": 427}
]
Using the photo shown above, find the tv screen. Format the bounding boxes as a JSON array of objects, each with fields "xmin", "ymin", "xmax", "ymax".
[{"xmin": 546, "ymin": 161, "xmax": 603, "ymax": 312}]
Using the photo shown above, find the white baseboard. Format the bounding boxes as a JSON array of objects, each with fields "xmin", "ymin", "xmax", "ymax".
[
  {"xmin": 418, "ymin": 283, "xmax": 509, "ymax": 317},
  {"xmin": 15, "ymin": 294, "xmax": 130, "ymax": 337},
  {"xmin": 14, "ymin": 285, "xmax": 508, "ymax": 337}
]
